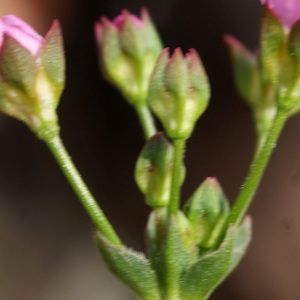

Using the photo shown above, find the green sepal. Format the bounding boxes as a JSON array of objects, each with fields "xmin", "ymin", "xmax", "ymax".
[
  {"xmin": 0, "ymin": 34, "xmax": 37, "ymax": 97},
  {"xmin": 286, "ymin": 21, "xmax": 300, "ymax": 116},
  {"xmin": 183, "ymin": 177, "xmax": 230, "ymax": 249},
  {"xmin": 94, "ymin": 230, "xmax": 161, "ymax": 300},
  {"xmin": 288, "ymin": 21, "xmax": 300, "ymax": 72},
  {"xmin": 146, "ymin": 208, "xmax": 168, "ymax": 257},
  {"xmin": 260, "ymin": 6, "xmax": 286, "ymax": 86},
  {"xmin": 97, "ymin": 18, "xmax": 122, "ymax": 75},
  {"xmin": 224, "ymin": 35, "xmax": 261, "ymax": 108},
  {"xmin": 119, "ymin": 11, "xmax": 144, "ymax": 60},
  {"xmin": 0, "ymin": 82, "xmax": 37, "ymax": 129},
  {"xmin": 179, "ymin": 217, "xmax": 251, "ymax": 300},
  {"xmin": 39, "ymin": 20, "xmax": 65, "ymax": 103},
  {"xmin": 142, "ymin": 8, "xmax": 163, "ymax": 60},
  {"xmin": 188, "ymin": 49, "xmax": 210, "ymax": 117},
  {"xmin": 165, "ymin": 48, "xmax": 189, "ymax": 99}
]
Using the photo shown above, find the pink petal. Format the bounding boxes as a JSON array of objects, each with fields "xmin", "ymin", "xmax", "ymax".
[
  {"xmin": 261, "ymin": 0, "xmax": 300, "ymax": 28},
  {"xmin": 0, "ymin": 15, "xmax": 43, "ymax": 56}
]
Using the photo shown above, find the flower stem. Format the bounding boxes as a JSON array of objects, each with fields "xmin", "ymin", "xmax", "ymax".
[
  {"xmin": 43, "ymin": 132, "xmax": 122, "ymax": 246},
  {"xmin": 134, "ymin": 103, "xmax": 157, "ymax": 140},
  {"xmin": 168, "ymin": 138, "xmax": 186, "ymax": 216},
  {"xmin": 228, "ymin": 109, "xmax": 288, "ymax": 226}
]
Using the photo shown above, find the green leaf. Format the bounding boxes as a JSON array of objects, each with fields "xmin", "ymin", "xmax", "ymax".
[
  {"xmin": 179, "ymin": 224, "xmax": 235, "ymax": 300},
  {"xmin": 94, "ymin": 231, "xmax": 161, "ymax": 300},
  {"xmin": 179, "ymin": 217, "xmax": 252, "ymax": 300},
  {"xmin": 0, "ymin": 35, "xmax": 37, "ymax": 97},
  {"xmin": 227, "ymin": 216, "xmax": 252, "ymax": 275}
]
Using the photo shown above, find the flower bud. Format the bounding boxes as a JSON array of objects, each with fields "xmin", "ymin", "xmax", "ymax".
[
  {"xmin": 135, "ymin": 132, "xmax": 185, "ymax": 208},
  {"xmin": 95, "ymin": 9, "xmax": 162, "ymax": 106},
  {"xmin": 183, "ymin": 177, "xmax": 230, "ymax": 249},
  {"xmin": 224, "ymin": 35, "xmax": 276, "ymax": 145},
  {"xmin": 0, "ymin": 15, "xmax": 65, "ymax": 138},
  {"xmin": 147, "ymin": 48, "xmax": 210, "ymax": 140},
  {"xmin": 260, "ymin": 4, "xmax": 300, "ymax": 115}
]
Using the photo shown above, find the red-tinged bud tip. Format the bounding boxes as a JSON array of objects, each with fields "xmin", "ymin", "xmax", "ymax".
[{"xmin": 112, "ymin": 10, "xmax": 144, "ymax": 30}]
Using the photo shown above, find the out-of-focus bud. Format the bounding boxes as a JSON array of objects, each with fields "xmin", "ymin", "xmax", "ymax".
[
  {"xmin": 0, "ymin": 15, "xmax": 65, "ymax": 139},
  {"xmin": 135, "ymin": 132, "xmax": 185, "ymax": 208},
  {"xmin": 95, "ymin": 8, "xmax": 162, "ymax": 105},
  {"xmin": 147, "ymin": 48, "xmax": 210, "ymax": 140},
  {"xmin": 183, "ymin": 177, "xmax": 230, "ymax": 249},
  {"xmin": 260, "ymin": 0, "xmax": 300, "ymax": 29},
  {"xmin": 224, "ymin": 35, "xmax": 276, "ymax": 147},
  {"xmin": 260, "ymin": 2, "xmax": 300, "ymax": 115}
]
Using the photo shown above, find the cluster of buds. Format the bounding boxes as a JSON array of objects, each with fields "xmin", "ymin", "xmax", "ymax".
[
  {"xmin": 0, "ymin": 1, "xmax": 295, "ymax": 299},
  {"xmin": 95, "ymin": 177, "xmax": 251, "ymax": 300},
  {"xmin": 93, "ymin": 8, "xmax": 251, "ymax": 300}
]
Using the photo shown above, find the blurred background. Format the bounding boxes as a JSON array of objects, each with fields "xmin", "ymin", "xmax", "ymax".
[{"xmin": 1, "ymin": 0, "xmax": 300, "ymax": 299}]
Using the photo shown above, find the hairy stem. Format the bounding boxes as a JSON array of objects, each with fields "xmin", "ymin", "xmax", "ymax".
[
  {"xmin": 228, "ymin": 109, "xmax": 287, "ymax": 226},
  {"xmin": 44, "ymin": 132, "xmax": 122, "ymax": 246},
  {"xmin": 168, "ymin": 138, "xmax": 186, "ymax": 216},
  {"xmin": 134, "ymin": 103, "xmax": 157, "ymax": 140}
]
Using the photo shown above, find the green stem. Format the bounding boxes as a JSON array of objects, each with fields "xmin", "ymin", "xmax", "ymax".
[
  {"xmin": 44, "ymin": 132, "xmax": 122, "ymax": 246},
  {"xmin": 228, "ymin": 110, "xmax": 288, "ymax": 226},
  {"xmin": 134, "ymin": 103, "xmax": 157, "ymax": 140},
  {"xmin": 168, "ymin": 138, "xmax": 186, "ymax": 216}
]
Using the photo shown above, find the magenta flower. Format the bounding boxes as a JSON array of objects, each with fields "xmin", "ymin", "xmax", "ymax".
[
  {"xmin": 261, "ymin": 0, "xmax": 300, "ymax": 28},
  {"xmin": 0, "ymin": 15, "xmax": 43, "ymax": 56}
]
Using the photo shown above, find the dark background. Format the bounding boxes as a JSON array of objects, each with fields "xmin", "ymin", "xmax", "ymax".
[{"xmin": 1, "ymin": 0, "xmax": 300, "ymax": 299}]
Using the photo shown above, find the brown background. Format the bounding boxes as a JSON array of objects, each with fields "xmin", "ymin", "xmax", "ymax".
[{"xmin": 0, "ymin": 0, "xmax": 300, "ymax": 299}]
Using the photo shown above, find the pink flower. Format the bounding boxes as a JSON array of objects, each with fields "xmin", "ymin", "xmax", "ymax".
[
  {"xmin": 0, "ymin": 15, "xmax": 65, "ymax": 135},
  {"xmin": 261, "ymin": 0, "xmax": 300, "ymax": 28},
  {"xmin": 0, "ymin": 15, "xmax": 43, "ymax": 56}
]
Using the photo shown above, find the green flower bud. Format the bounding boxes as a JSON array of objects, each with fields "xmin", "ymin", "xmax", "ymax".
[
  {"xmin": 224, "ymin": 35, "xmax": 277, "ymax": 147},
  {"xmin": 135, "ymin": 132, "xmax": 185, "ymax": 208},
  {"xmin": 183, "ymin": 177, "xmax": 230, "ymax": 249},
  {"xmin": 0, "ymin": 16, "xmax": 65, "ymax": 139},
  {"xmin": 95, "ymin": 9, "xmax": 162, "ymax": 105},
  {"xmin": 147, "ymin": 48, "xmax": 210, "ymax": 140}
]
